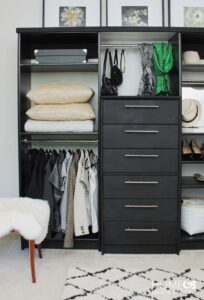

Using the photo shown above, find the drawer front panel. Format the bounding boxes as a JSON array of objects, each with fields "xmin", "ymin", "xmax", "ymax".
[
  {"xmin": 104, "ymin": 222, "xmax": 177, "ymax": 245},
  {"xmin": 103, "ymin": 100, "xmax": 179, "ymax": 124},
  {"xmin": 103, "ymin": 175, "xmax": 178, "ymax": 198},
  {"xmin": 103, "ymin": 125, "xmax": 178, "ymax": 148},
  {"xmin": 103, "ymin": 149, "xmax": 178, "ymax": 173},
  {"xmin": 104, "ymin": 198, "xmax": 178, "ymax": 221}
]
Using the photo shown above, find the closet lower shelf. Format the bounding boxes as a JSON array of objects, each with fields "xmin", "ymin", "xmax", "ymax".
[
  {"xmin": 182, "ymin": 177, "xmax": 204, "ymax": 188},
  {"xmin": 21, "ymin": 236, "xmax": 100, "ymax": 250},
  {"xmin": 181, "ymin": 230, "xmax": 204, "ymax": 250}
]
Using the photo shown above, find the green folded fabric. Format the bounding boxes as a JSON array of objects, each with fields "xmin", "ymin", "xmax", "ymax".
[{"xmin": 152, "ymin": 43, "xmax": 174, "ymax": 95}]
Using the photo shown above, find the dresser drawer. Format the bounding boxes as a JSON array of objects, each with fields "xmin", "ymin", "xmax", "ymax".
[
  {"xmin": 103, "ymin": 149, "xmax": 178, "ymax": 173},
  {"xmin": 103, "ymin": 125, "xmax": 178, "ymax": 148},
  {"xmin": 103, "ymin": 175, "xmax": 178, "ymax": 198},
  {"xmin": 104, "ymin": 222, "xmax": 177, "ymax": 245},
  {"xmin": 104, "ymin": 198, "xmax": 178, "ymax": 221},
  {"xmin": 103, "ymin": 99, "xmax": 179, "ymax": 124}
]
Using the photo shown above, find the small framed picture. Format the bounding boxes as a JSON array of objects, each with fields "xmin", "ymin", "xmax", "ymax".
[
  {"xmin": 43, "ymin": 0, "xmax": 101, "ymax": 27},
  {"xmin": 106, "ymin": 0, "xmax": 164, "ymax": 27},
  {"xmin": 169, "ymin": 0, "xmax": 204, "ymax": 27}
]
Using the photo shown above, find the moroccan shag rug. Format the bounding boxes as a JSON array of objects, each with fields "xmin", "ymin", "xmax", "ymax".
[{"xmin": 62, "ymin": 267, "xmax": 204, "ymax": 300}]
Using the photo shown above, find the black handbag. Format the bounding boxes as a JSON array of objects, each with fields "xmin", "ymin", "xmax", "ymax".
[
  {"xmin": 110, "ymin": 49, "xmax": 123, "ymax": 86},
  {"xmin": 101, "ymin": 49, "xmax": 118, "ymax": 96}
]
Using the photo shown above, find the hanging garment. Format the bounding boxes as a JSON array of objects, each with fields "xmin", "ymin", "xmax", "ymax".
[
  {"xmin": 48, "ymin": 151, "xmax": 65, "ymax": 232},
  {"xmin": 89, "ymin": 153, "xmax": 99, "ymax": 234},
  {"xmin": 26, "ymin": 149, "xmax": 47, "ymax": 199},
  {"xmin": 60, "ymin": 152, "xmax": 73, "ymax": 233},
  {"xmin": 81, "ymin": 150, "xmax": 92, "ymax": 226},
  {"xmin": 74, "ymin": 151, "xmax": 90, "ymax": 237},
  {"xmin": 22, "ymin": 149, "xmax": 39, "ymax": 196},
  {"xmin": 152, "ymin": 43, "xmax": 174, "ymax": 95},
  {"xmin": 42, "ymin": 151, "xmax": 57, "ymax": 237},
  {"xmin": 138, "ymin": 44, "xmax": 155, "ymax": 96},
  {"xmin": 64, "ymin": 151, "xmax": 80, "ymax": 248}
]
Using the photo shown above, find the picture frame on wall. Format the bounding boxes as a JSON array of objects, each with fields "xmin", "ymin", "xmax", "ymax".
[
  {"xmin": 106, "ymin": 0, "xmax": 164, "ymax": 27},
  {"xmin": 169, "ymin": 0, "xmax": 204, "ymax": 27},
  {"xmin": 43, "ymin": 0, "xmax": 101, "ymax": 27}
]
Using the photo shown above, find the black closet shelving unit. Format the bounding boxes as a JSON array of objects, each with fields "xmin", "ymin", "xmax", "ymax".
[{"xmin": 16, "ymin": 26, "xmax": 204, "ymax": 254}]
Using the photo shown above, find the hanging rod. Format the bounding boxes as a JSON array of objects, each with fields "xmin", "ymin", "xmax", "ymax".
[
  {"xmin": 21, "ymin": 139, "xmax": 98, "ymax": 143},
  {"xmin": 101, "ymin": 44, "xmax": 141, "ymax": 49}
]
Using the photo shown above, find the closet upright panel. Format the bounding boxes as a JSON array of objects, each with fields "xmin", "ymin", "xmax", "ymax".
[{"xmin": 17, "ymin": 28, "xmax": 100, "ymax": 250}]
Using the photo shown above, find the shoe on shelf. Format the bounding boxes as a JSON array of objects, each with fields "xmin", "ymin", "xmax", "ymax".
[
  {"xmin": 194, "ymin": 173, "xmax": 204, "ymax": 182},
  {"xmin": 182, "ymin": 139, "xmax": 194, "ymax": 161},
  {"xmin": 190, "ymin": 139, "xmax": 204, "ymax": 161}
]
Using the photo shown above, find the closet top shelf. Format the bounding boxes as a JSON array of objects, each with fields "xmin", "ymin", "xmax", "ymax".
[{"xmin": 16, "ymin": 27, "xmax": 204, "ymax": 34}]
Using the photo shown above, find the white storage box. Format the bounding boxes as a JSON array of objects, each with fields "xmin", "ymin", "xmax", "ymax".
[{"xmin": 181, "ymin": 198, "xmax": 204, "ymax": 235}]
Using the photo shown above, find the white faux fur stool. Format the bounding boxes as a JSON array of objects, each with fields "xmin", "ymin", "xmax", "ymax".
[{"xmin": 0, "ymin": 197, "xmax": 50, "ymax": 283}]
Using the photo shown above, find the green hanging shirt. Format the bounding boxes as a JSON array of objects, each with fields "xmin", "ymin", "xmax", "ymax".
[{"xmin": 152, "ymin": 43, "xmax": 174, "ymax": 95}]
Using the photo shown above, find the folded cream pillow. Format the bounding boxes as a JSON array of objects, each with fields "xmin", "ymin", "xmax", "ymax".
[
  {"xmin": 26, "ymin": 83, "xmax": 94, "ymax": 104},
  {"xmin": 26, "ymin": 103, "xmax": 96, "ymax": 121}
]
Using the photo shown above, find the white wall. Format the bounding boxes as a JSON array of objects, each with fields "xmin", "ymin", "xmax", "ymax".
[
  {"xmin": 0, "ymin": 0, "xmax": 168, "ymax": 197},
  {"xmin": 0, "ymin": 0, "xmax": 42, "ymax": 196}
]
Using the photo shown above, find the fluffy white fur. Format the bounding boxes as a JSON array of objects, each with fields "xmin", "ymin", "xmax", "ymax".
[{"xmin": 0, "ymin": 197, "xmax": 50, "ymax": 244}]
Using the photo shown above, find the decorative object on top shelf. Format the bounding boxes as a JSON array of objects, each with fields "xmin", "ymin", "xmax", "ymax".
[
  {"xmin": 106, "ymin": 0, "xmax": 164, "ymax": 27},
  {"xmin": 169, "ymin": 0, "xmax": 204, "ymax": 27},
  {"xmin": 43, "ymin": 0, "xmax": 101, "ymax": 27}
]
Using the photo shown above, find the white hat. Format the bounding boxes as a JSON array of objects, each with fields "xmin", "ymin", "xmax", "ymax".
[
  {"xmin": 183, "ymin": 51, "xmax": 200, "ymax": 64},
  {"xmin": 182, "ymin": 99, "xmax": 201, "ymax": 127}
]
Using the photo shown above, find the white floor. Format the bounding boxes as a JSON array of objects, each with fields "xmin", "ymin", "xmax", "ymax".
[{"xmin": 0, "ymin": 233, "xmax": 204, "ymax": 300}]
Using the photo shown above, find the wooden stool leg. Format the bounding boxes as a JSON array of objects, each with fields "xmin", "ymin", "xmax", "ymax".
[
  {"xmin": 29, "ymin": 240, "xmax": 36, "ymax": 283},
  {"xmin": 38, "ymin": 244, "xmax": 43, "ymax": 259}
]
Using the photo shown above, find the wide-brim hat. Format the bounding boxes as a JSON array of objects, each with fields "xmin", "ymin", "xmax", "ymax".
[{"xmin": 182, "ymin": 99, "xmax": 201, "ymax": 127}]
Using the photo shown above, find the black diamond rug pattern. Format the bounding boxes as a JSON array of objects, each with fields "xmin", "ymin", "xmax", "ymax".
[{"xmin": 62, "ymin": 267, "xmax": 204, "ymax": 300}]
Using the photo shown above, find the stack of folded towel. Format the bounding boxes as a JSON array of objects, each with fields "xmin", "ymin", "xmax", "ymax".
[{"xmin": 25, "ymin": 83, "xmax": 96, "ymax": 132}]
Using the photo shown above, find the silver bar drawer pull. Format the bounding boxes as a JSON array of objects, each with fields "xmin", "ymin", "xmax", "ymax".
[
  {"xmin": 124, "ymin": 130, "xmax": 159, "ymax": 134},
  {"xmin": 125, "ymin": 228, "xmax": 158, "ymax": 232},
  {"xmin": 125, "ymin": 105, "xmax": 159, "ymax": 109},
  {"xmin": 125, "ymin": 205, "xmax": 159, "ymax": 208},
  {"xmin": 125, "ymin": 181, "xmax": 159, "ymax": 185},
  {"xmin": 125, "ymin": 154, "xmax": 159, "ymax": 158}
]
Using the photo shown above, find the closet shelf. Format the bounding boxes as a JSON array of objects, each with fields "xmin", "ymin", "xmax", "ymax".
[
  {"xmin": 182, "ymin": 128, "xmax": 204, "ymax": 135},
  {"xmin": 182, "ymin": 64, "xmax": 204, "ymax": 72},
  {"xmin": 20, "ymin": 132, "xmax": 98, "ymax": 141},
  {"xmin": 101, "ymin": 96, "xmax": 181, "ymax": 100},
  {"xmin": 20, "ymin": 62, "xmax": 98, "ymax": 73},
  {"xmin": 182, "ymin": 161, "xmax": 204, "ymax": 164},
  {"xmin": 181, "ymin": 230, "xmax": 204, "ymax": 243},
  {"xmin": 182, "ymin": 176, "xmax": 204, "ymax": 188}
]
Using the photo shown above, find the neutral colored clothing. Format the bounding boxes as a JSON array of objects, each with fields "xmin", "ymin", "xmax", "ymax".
[
  {"xmin": 74, "ymin": 151, "xmax": 90, "ymax": 237},
  {"xmin": 64, "ymin": 152, "xmax": 80, "ymax": 248},
  {"xmin": 60, "ymin": 153, "xmax": 73, "ymax": 233}
]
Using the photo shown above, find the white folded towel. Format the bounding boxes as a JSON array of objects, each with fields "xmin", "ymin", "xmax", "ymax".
[{"xmin": 24, "ymin": 119, "xmax": 94, "ymax": 132}]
